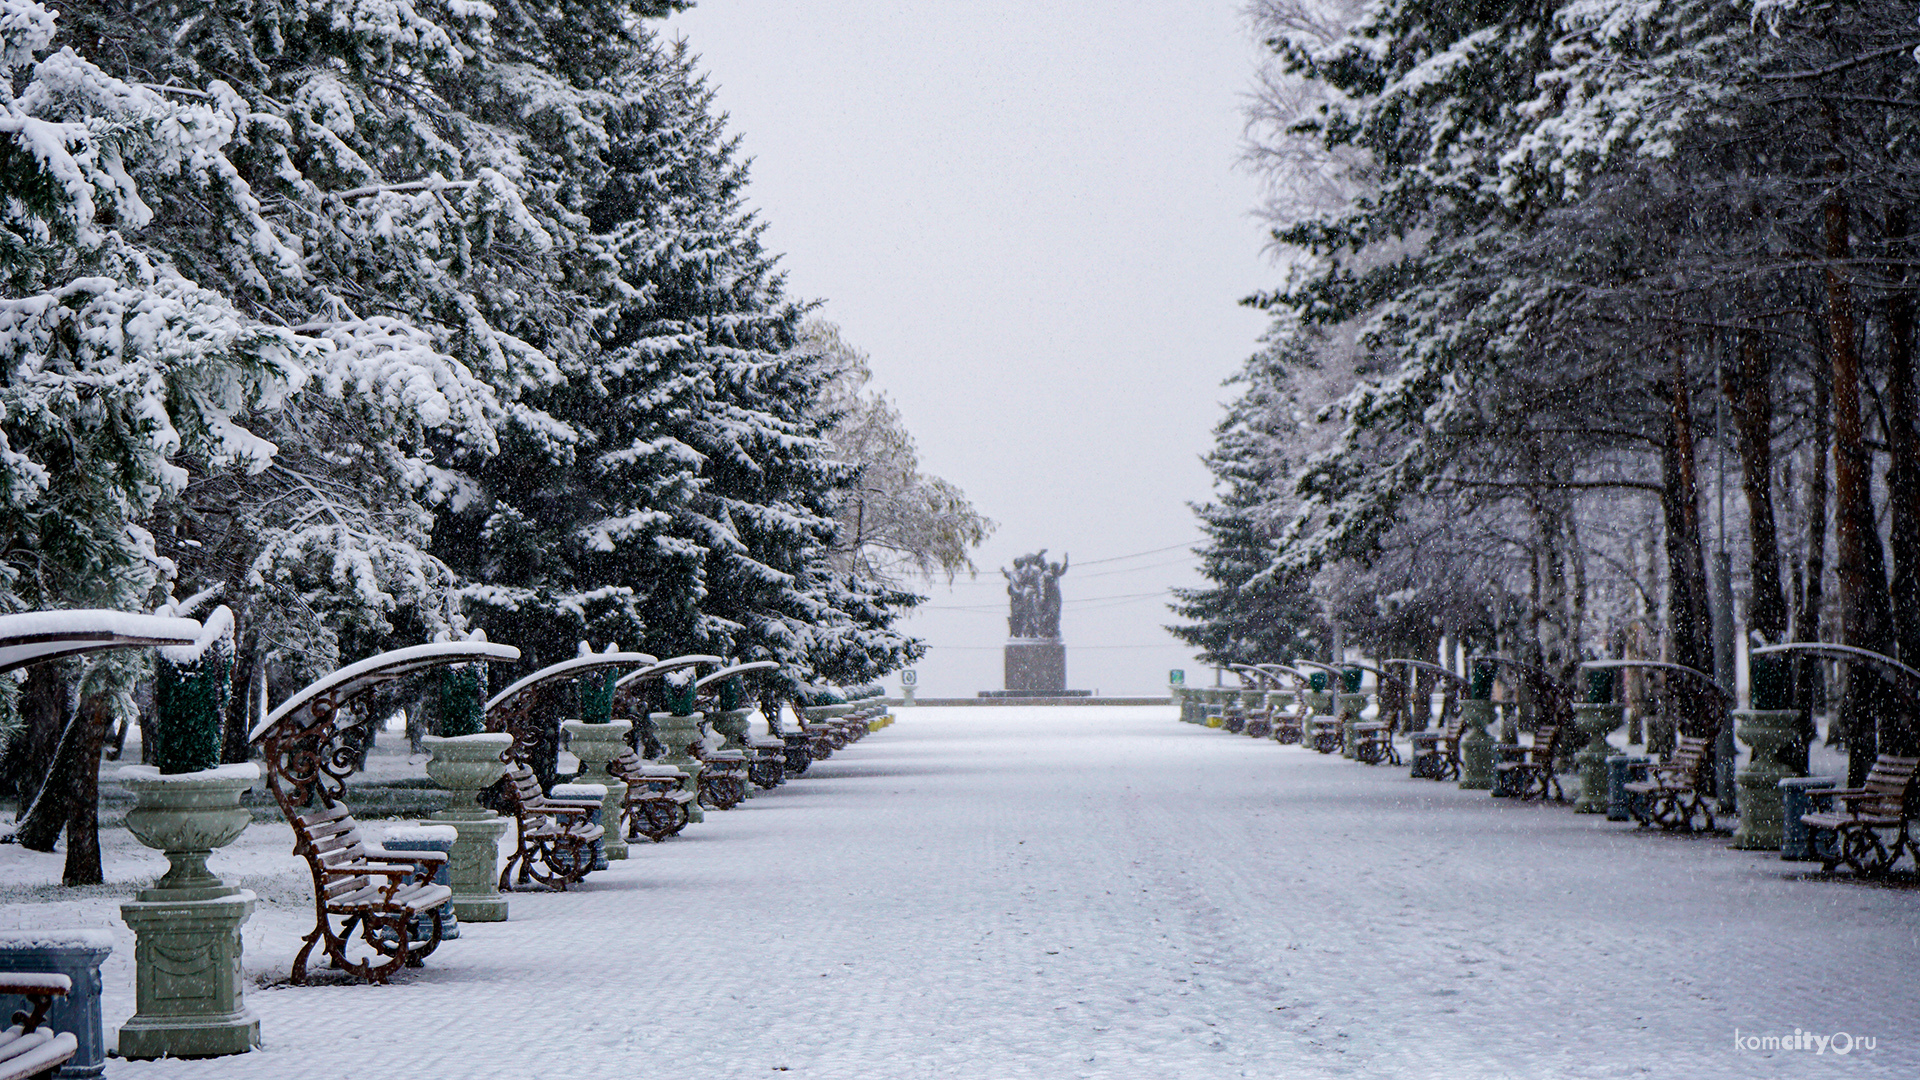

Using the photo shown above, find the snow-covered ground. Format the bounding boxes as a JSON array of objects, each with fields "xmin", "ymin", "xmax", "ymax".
[{"xmin": 3, "ymin": 706, "xmax": 1915, "ymax": 1079}]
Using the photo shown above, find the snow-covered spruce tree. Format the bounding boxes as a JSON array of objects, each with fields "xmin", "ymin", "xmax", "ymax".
[
  {"xmin": 1, "ymin": 2, "xmax": 314, "ymax": 852},
  {"xmin": 49, "ymin": 2, "xmax": 697, "ymax": 703},
  {"xmin": 1170, "ymin": 340, "xmax": 1323, "ymax": 667},
  {"xmin": 441, "ymin": 37, "xmax": 923, "ymax": 692},
  {"xmin": 593, "ymin": 45, "xmax": 922, "ymax": 692},
  {"xmin": 1, "ymin": 3, "xmax": 310, "ymax": 616}
]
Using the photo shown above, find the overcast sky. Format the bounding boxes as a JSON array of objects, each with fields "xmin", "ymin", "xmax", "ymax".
[{"xmin": 663, "ymin": 2, "xmax": 1279, "ymax": 696}]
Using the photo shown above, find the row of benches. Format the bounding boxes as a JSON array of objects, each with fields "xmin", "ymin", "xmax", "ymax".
[
  {"xmin": 1189, "ymin": 683, "xmax": 1917, "ymax": 878},
  {"xmin": 257, "ymin": 644, "xmax": 893, "ymax": 985}
]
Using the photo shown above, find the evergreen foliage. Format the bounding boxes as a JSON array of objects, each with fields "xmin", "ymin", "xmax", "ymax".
[{"xmin": 1170, "ymin": 344, "xmax": 1324, "ymax": 666}]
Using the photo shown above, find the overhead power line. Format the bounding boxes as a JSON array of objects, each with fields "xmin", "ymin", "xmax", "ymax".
[
  {"xmin": 1074, "ymin": 540, "xmax": 1203, "ymax": 566},
  {"xmin": 922, "ymin": 589, "xmax": 1171, "ymax": 612}
]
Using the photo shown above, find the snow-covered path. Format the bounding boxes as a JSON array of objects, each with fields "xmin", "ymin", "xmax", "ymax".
[{"xmin": 13, "ymin": 705, "xmax": 1920, "ymax": 1078}]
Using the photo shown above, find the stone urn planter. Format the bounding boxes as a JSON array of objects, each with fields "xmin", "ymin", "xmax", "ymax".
[
  {"xmin": 1731, "ymin": 709, "xmax": 1804, "ymax": 850},
  {"xmin": 561, "ymin": 720, "xmax": 633, "ymax": 859},
  {"xmin": 121, "ymin": 765, "xmax": 256, "ymax": 900},
  {"xmin": 650, "ymin": 712, "xmax": 705, "ymax": 824},
  {"xmin": 118, "ymin": 605, "xmax": 260, "ymax": 1060},
  {"xmin": 423, "ymin": 732, "xmax": 514, "ymax": 921},
  {"xmin": 1571, "ymin": 702, "xmax": 1627, "ymax": 814},
  {"xmin": 117, "ymin": 763, "xmax": 261, "ymax": 1059},
  {"xmin": 1457, "ymin": 699, "xmax": 1497, "ymax": 790},
  {"xmin": 710, "ymin": 708, "xmax": 753, "ymax": 752}
]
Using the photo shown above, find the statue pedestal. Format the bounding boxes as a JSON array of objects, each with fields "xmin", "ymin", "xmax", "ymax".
[{"xmin": 1004, "ymin": 639, "xmax": 1065, "ymax": 692}]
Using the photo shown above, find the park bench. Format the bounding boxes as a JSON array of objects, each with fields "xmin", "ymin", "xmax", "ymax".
[
  {"xmin": 1306, "ymin": 708, "xmax": 1342, "ymax": 754},
  {"xmin": 0, "ymin": 974, "xmax": 77, "ymax": 1080},
  {"xmin": 692, "ymin": 741, "xmax": 750, "ymax": 810},
  {"xmin": 1270, "ymin": 698, "xmax": 1304, "ymax": 744},
  {"xmin": 1625, "ymin": 734, "xmax": 1716, "ymax": 831},
  {"xmin": 1326, "ymin": 661, "xmax": 1404, "ymax": 767},
  {"xmin": 498, "ymin": 761, "xmax": 603, "ymax": 890},
  {"xmin": 1352, "ymin": 714, "xmax": 1399, "ymax": 766},
  {"xmin": 608, "ymin": 748, "xmax": 695, "ymax": 842},
  {"xmin": 693, "ymin": 661, "xmax": 787, "ymax": 790},
  {"xmin": 690, "ymin": 661, "xmax": 780, "ymax": 807},
  {"xmin": 1409, "ymin": 707, "xmax": 1471, "ymax": 781},
  {"xmin": 1800, "ymin": 754, "xmax": 1920, "ymax": 876},
  {"xmin": 1495, "ymin": 724, "xmax": 1564, "ymax": 801},
  {"xmin": 745, "ymin": 731, "xmax": 788, "ymax": 789},
  {"xmin": 252, "ymin": 641, "xmax": 516, "ymax": 983},
  {"xmin": 1254, "ymin": 666, "xmax": 1311, "ymax": 745},
  {"xmin": 777, "ymin": 727, "xmax": 817, "ymax": 774}
]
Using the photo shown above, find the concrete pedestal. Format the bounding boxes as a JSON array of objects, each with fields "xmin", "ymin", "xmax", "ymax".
[
  {"xmin": 1458, "ymin": 699, "xmax": 1497, "ymax": 790},
  {"xmin": 1004, "ymin": 639, "xmax": 1065, "ymax": 692},
  {"xmin": 1731, "ymin": 709, "xmax": 1804, "ymax": 850},
  {"xmin": 652, "ymin": 711, "xmax": 706, "ymax": 824},
  {"xmin": 118, "ymin": 893, "xmax": 258, "ymax": 1059},
  {"xmin": 0, "ymin": 930, "xmax": 113, "ymax": 1078},
  {"xmin": 562, "ymin": 721, "xmax": 633, "ymax": 859},
  {"xmin": 425, "ymin": 813, "xmax": 509, "ymax": 922},
  {"xmin": 1572, "ymin": 703, "xmax": 1626, "ymax": 813}
]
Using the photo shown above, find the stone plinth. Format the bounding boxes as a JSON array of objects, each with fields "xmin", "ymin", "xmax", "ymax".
[
  {"xmin": 118, "ymin": 894, "xmax": 257, "ymax": 1059},
  {"xmin": 1004, "ymin": 639, "xmax": 1065, "ymax": 693},
  {"xmin": 1731, "ymin": 709, "xmax": 1805, "ymax": 850}
]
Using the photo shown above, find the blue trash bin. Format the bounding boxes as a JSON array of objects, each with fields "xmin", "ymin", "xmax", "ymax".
[
  {"xmin": 1779, "ymin": 776, "xmax": 1841, "ymax": 861},
  {"xmin": 379, "ymin": 824, "xmax": 459, "ymax": 941},
  {"xmin": 0, "ymin": 929, "xmax": 113, "ymax": 1078},
  {"xmin": 1607, "ymin": 754, "xmax": 1654, "ymax": 822}
]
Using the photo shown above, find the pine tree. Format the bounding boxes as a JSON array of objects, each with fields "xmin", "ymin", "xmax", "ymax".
[
  {"xmin": 1170, "ymin": 345, "xmax": 1324, "ymax": 666},
  {"xmin": 442, "ymin": 37, "xmax": 924, "ymax": 691}
]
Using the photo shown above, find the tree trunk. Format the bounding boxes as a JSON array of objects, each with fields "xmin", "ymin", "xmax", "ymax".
[
  {"xmin": 14, "ymin": 698, "xmax": 87, "ymax": 852},
  {"xmin": 2, "ymin": 664, "xmax": 69, "ymax": 815},
  {"xmin": 1658, "ymin": 346, "xmax": 1715, "ymax": 739},
  {"xmin": 1729, "ymin": 328, "xmax": 1789, "ymax": 644},
  {"xmin": 1824, "ymin": 176, "xmax": 1899, "ymax": 782},
  {"xmin": 1796, "ymin": 361, "xmax": 1830, "ymax": 767},
  {"xmin": 1882, "ymin": 207, "xmax": 1920, "ymax": 758},
  {"xmin": 221, "ymin": 631, "xmax": 259, "ymax": 764},
  {"xmin": 62, "ymin": 694, "xmax": 115, "ymax": 886}
]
